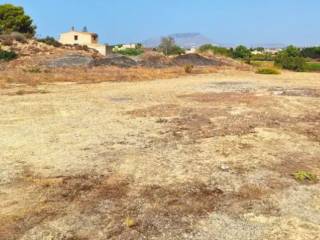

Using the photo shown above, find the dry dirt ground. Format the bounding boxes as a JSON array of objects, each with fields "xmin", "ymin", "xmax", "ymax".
[{"xmin": 0, "ymin": 70, "xmax": 320, "ymax": 240}]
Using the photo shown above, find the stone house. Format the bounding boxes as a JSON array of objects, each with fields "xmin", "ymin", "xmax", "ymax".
[{"xmin": 59, "ymin": 28, "xmax": 107, "ymax": 56}]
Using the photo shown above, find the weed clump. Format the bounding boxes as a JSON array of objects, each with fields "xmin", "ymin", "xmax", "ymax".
[
  {"xmin": 37, "ymin": 36, "xmax": 62, "ymax": 47},
  {"xmin": 124, "ymin": 217, "xmax": 137, "ymax": 228},
  {"xmin": 256, "ymin": 68, "xmax": 280, "ymax": 75},
  {"xmin": 184, "ymin": 64, "xmax": 194, "ymax": 73},
  {"xmin": 0, "ymin": 48, "xmax": 17, "ymax": 61},
  {"xmin": 293, "ymin": 171, "xmax": 317, "ymax": 183}
]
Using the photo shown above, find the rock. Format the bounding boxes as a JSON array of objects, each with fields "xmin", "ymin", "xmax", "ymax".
[
  {"xmin": 43, "ymin": 54, "xmax": 94, "ymax": 68},
  {"xmin": 173, "ymin": 53, "xmax": 222, "ymax": 66},
  {"xmin": 219, "ymin": 165, "xmax": 230, "ymax": 171},
  {"xmin": 92, "ymin": 55, "xmax": 137, "ymax": 68}
]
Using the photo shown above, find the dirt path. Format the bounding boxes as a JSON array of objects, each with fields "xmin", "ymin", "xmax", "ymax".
[{"xmin": 0, "ymin": 71, "xmax": 320, "ymax": 239}]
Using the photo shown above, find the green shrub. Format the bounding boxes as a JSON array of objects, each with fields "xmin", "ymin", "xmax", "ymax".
[
  {"xmin": 233, "ymin": 45, "xmax": 252, "ymax": 60},
  {"xmin": 275, "ymin": 53, "xmax": 306, "ymax": 72},
  {"xmin": 158, "ymin": 37, "xmax": 185, "ymax": 55},
  {"xmin": 167, "ymin": 45, "xmax": 185, "ymax": 55},
  {"xmin": 38, "ymin": 36, "xmax": 62, "ymax": 47},
  {"xmin": 23, "ymin": 67, "xmax": 41, "ymax": 73},
  {"xmin": 274, "ymin": 46, "xmax": 306, "ymax": 71},
  {"xmin": 251, "ymin": 53, "xmax": 274, "ymax": 61},
  {"xmin": 256, "ymin": 68, "xmax": 280, "ymax": 75},
  {"xmin": 115, "ymin": 48, "xmax": 144, "ymax": 56},
  {"xmin": 0, "ymin": 49, "xmax": 17, "ymax": 61},
  {"xmin": 301, "ymin": 47, "xmax": 320, "ymax": 59},
  {"xmin": 293, "ymin": 171, "xmax": 317, "ymax": 183},
  {"xmin": 198, "ymin": 44, "xmax": 231, "ymax": 57}
]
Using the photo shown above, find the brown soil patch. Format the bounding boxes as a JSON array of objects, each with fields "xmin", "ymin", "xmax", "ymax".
[
  {"xmin": 128, "ymin": 104, "xmax": 182, "ymax": 118},
  {"xmin": 128, "ymin": 101, "xmax": 320, "ymax": 145},
  {"xmin": 164, "ymin": 109, "xmax": 297, "ymax": 142},
  {"xmin": 0, "ymin": 174, "xmax": 130, "ymax": 240},
  {"xmin": 180, "ymin": 92, "xmax": 273, "ymax": 107}
]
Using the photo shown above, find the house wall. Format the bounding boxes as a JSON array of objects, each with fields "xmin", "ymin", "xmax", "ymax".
[
  {"xmin": 59, "ymin": 31, "xmax": 94, "ymax": 45},
  {"xmin": 88, "ymin": 44, "xmax": 107, "ymax": 56},
  {"xmin": 59, "ymin": 31, "xmax": 107, "ymax": 56}
]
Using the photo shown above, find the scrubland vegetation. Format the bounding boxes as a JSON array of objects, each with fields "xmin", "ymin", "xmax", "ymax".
[
  {"xmin": 0, "ymin": 48, "xmax": 17, "ymax": 61},
  {"xmin": 256, "ymin": 68, "xmax": 280, "ymax": 75}
]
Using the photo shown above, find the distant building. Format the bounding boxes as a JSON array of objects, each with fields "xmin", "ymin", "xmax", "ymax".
[
  {"xmin": 251, "ymin": 48, "xmax": 282, "ymax": 55},
  {"xmin": 264, "ymin": 48, "xmax": 282, "ymax": 54},
  {"xmin": 59, "ymin": 28, "xmax": 107, "ymax": 56},
  {"xmin": 112, "ymin": 44, "xmax": 137, "ymax": 52},
  {"xmin": 251, "ymin": 50, "xmax": 264, "ymax": 55},
  {"xmin": 186, "ymin": 47, "xmax": 197, "ymax": 54}
]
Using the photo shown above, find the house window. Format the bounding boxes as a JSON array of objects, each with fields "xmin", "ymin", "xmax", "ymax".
[{"xmin": 74, "ymin": 35, "xmax": 78, "ymax": 41}]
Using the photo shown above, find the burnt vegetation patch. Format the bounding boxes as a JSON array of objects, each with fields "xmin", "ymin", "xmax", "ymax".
[
  {"xmin": 0, "ymin": 171, "xmax": 225, "ymax": 239},
  {"xmin": 127, "ymin": 93, "xmax": 320, "ymax": 145}
]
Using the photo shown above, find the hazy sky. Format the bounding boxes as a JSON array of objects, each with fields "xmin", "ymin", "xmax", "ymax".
[{"xmin": 1, "ymin": 0, "xmax": 319, "ymax": 46}]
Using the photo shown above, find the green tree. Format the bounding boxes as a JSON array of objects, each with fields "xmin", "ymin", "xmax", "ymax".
[
  {"xmin": 301, "ymin": 47, "xmax": 320, "ymax": 59},
  {"xmin": 233, "ymin": 45, "xmax": 251, "ymax": 60},
  {"xmin": 0, "ymin": 4, "xmax": 36, "ymax": 36},
  {"xmin": 274, "ymin": 46, "xmax": 306, "ymax": 72},
  {"xmin": 158, "ymin": 37, "xmax": 185, "ymax": 55},
  {"xmin": 284, "ymin": 45, "xmax": 301, "ymax": 57},
  {"xmin": 136, "ymin": 43, "xmax": 143, "ymax": 49},
  {"xmin": 159, "ymin": 37, "xmax": 176, "ymax": 55}
]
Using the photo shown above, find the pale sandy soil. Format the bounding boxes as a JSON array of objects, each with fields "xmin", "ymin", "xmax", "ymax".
[{"xmin": 0, "ymin": 70, "xmax": 320, "ymax": 240}]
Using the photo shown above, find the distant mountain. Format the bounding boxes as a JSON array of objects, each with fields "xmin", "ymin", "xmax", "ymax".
[{"xmin": 143, "ymin": 33, "xmax": 216, "ymax": 48}]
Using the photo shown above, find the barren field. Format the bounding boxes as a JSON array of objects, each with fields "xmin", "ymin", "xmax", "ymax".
[{"xmin": 0, "ymin": 70, "xmax": 320, "ymax": 240}]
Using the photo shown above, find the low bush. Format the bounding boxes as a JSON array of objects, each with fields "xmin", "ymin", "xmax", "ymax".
[
  {"xmin": 0, "ymin": 49, "xmax": 17, "ymax": 61},
  {"xmin": 233, "ymin": 45, "xmax": 251, "ymax": 60},
  {"xmin": 124, "ymin": 217, "xmax": 136, "ymax": 228},
  {"xmin": 301, "ymin": 47, "xmax": 320, "ymax": 59},
  {"xmin": 23, "ymin": 67, "xmax": 41, "ymax": 73},
  {"xmin": 0, "ymin": 32, "xmax": 27, "ymax": 44},
  {"xmin": 184, "ymin": 64, "xmax": 194, "ymax": 73},
  {"xmin": 274, "ymin": 46, "xmax": 306, "ymax": 72},
  {"xmin": 256, "ymin": 68, "xmax": 280, "ymax": 75},
  {"xmin": 167, "ymin": 45, "xmax": 185, "ymax": 55},
  {"xmin": 293, "ymin": 171, "xmax": 317, "ymax": 183},
  {"xmin": 115, "ymin": 48, "xmax": 144, "ymax": 56},
  {"xmin": 158, "ymin": 45, "xmax": 185, "ymax": 56},
  {"xmin": 37, "ymin": 36, "xmax": 62, "ymax": 47},
  {"xmin": 251, "ymin": 53, "xmax": 274, "ymax": 61},
  {"xmin": 275, "ymin": 54, "xmax": 306, "ymax": 72},
  {"xmin": 198, "ymin": 44, "xmax": 231, "ymax": 57}
]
